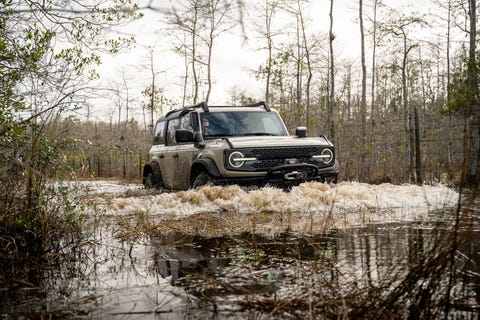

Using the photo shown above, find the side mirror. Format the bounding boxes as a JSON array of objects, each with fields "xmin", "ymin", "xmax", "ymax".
[
  {"xmin": 194, "ymin": 131, "xmax": 206, "ymax": 148},
  {"xmin": 175, "ymin": 129, "xmax": 195, "ymax": 143},
  {"xmin": 295, "ymin": 127, "xmax": 307, "ymax": 138}
]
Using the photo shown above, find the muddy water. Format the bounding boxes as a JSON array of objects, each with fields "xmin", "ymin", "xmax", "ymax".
[
  {"xmin": 149, "ymin": 222, "xmax": 480, "ymax": 319},
  {"xmin": 1, "ymin": 181, "xmax": 477, "ymax": 319}
]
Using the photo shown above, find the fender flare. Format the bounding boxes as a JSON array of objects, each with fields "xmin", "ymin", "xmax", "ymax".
[
  {"xmin": 191, "ymin": 158, "xmax": 222, "ymax": 178},
  {"xmin": 143, "ymin": 160, "xmax": 162, "ymax": 178}
]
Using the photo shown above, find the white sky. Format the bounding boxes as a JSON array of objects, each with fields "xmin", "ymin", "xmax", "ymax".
[{"xmin": 90, "ymin": 0, "xmax": 440, "ymax": 121}]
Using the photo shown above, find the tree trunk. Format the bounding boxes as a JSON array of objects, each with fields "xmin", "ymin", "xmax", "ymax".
[
  {"xmin": 446, "ymin": 0, "xmax": 453, "ymax": 173},
  {"xmin": 359, "ymin": 0, "xmax": 367, "ymax": 180},
  {"xmin": 371, "ymin": 0, "xmax": 378, "ymax": 131},
  {"xmin": 465, "ymin": 0, "xmax": 478, "ymax": 186},
  {"xmin": 265, "ymin": 4, "xmax": 273, "ymax": 102},
  {"xmin": 149, "ymin": 53, "xmax": 155, "ymax": 135},
  {"xmin": 295, "ymin": 15, "xmax": 302, "ymax": 122},
  {"xmin": 192, "ymin": 1, "xmax": 199, "ymax": 104},
  {"xmin": 327, "ymin": 0, "xmax": 335, "ymax": 139},
  {"xmin": 182, "ymin": 39, "xmax": 189, "ymax": 107},
  {"xmin": 298, "ymin": 0, "xmax": 312, "ymax": 130},
  {"xmin": 414, "ymin": 104, "xmax": 422, "ymax": 184},
  {"xmin": 401, "ymin": 32, "xmax": 414, "ymax": 182},
  {"xmin": 205, "ymin": 1, "xmax": 216, "ymax": 103}
]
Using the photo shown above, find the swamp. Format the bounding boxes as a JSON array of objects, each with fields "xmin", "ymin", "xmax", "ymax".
[
  {"xmin": 1, "ymin": 180, "xmax": 479, "ymax": 319},
  {"xmin": 2, "ymin": 0, "xmax": 480, "ymax": 319}
]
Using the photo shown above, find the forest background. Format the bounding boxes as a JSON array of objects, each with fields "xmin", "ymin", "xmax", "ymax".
[
  {"xmin": 44, "ymin": 0, "xmax": 477, "ymax": 186},
  {"xmin": 1, "ymin": 0, "xmax": 479, "ymax": 203},
  {"xmin": 1, "ymin": 1, "xmax": 479, "ymax": 315}
]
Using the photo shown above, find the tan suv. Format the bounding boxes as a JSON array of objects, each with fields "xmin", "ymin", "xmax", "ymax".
[{"xmin": 142, "ymin": 101, "xmax": 339, "ymax": 190}]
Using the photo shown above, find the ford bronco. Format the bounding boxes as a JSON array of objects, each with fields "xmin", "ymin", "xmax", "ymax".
[{"xmin": 142, "ymin": 101, "xmax": 339, "ymax": 190}]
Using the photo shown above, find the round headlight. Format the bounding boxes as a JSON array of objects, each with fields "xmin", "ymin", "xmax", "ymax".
[
  {"xmin": 229, "ymin": 151, "xmax": 246, "ymax": 168},
  {"xmin": 319, "ymin": 148, "xmax": 333, "ymax": 164}
]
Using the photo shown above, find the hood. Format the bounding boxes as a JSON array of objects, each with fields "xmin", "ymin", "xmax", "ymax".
[{"xmin": 226, "ymin": 135, "xmax": 333, "ymax": 149}]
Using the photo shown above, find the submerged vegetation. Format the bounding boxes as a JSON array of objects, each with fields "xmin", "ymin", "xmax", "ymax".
[
  {"xmin": 1, "ymin": 178, "xmax": 479, "ymax": 318},
  {"xmin": 144, "ymin": 190, "xmax": 479, "ymax": 319},
  {"xmin": 92, "ymin": 181, "xmax": 477, "ymax": 319},
  {"xmin": 0, "ymin": 0, "xmax": 140, "ymax": 288}
]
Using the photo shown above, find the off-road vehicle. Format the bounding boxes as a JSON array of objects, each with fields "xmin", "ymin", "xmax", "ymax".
[{"xmin": 142, "ymin": 101, "xmax": 339, "ymax": 190}]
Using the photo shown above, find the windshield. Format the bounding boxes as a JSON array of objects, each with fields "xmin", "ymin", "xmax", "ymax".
[{"xmin": 200, "ymin": 111, "xmax": 288, "ymax": 138}]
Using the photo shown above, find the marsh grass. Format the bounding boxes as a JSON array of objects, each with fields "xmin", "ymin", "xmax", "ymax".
[
  {"xmin": 0, "ymin": 169, "xmax": 86, "ymax": 287},
  {"xmin": 2, "ymin": 178, "xmax": 471, "ymax": 319},
  {"xmin": 142, "ymin": 188, "xmax": 479, "ymax": 319}
]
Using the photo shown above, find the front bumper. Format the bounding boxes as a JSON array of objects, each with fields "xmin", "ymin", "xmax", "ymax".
[{"xmin": 212, "ymin": 160, "xmax": 339, "ymax": 187}]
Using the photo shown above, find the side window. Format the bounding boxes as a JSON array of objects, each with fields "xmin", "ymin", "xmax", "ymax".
[
  {"xmin": 179, "ymin": 114, "xmax": 193, "ymax": 131},
  {"xmin": 166, "ymin": 118, "xmax": 179, "ymax": 146},
  {"xmin": 153, "ymin": 120, "xmax": 166, "ymax": 145}
]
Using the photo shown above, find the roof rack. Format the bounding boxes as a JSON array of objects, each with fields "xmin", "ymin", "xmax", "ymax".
[
  {"xmin": 197, "ymin": 101, "xmax": 209, "ymax": 112},
  {"xmin": 242, "ymin": 101, "xmax": 271, "ymax": 112},
  {"xmin": 205, "ymin": 101, "xmax": 270, "ymax": 112},
  {"xmin": 165, "ymin": 101, "xmax": 209, "ymax": 118},
  {"xmin": 164, "ymin": 101, "xmax": 270, "ymax": 118}
]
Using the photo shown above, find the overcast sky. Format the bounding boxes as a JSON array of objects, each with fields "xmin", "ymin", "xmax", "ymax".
[{"xmin": 90, "ymin": 0, "xmax": 439, "ymax": 121}]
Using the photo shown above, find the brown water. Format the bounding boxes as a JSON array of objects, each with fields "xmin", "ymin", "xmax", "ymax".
[
  {"xmin": 1, "ymin": 181, "xmax": 478, "ymax": 319},
  {"xmin": 1, "ymin": 218, "xmax": 479, "ymax": 319}
]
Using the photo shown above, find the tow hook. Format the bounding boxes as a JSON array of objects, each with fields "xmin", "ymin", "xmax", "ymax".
[{"xmin": 284, "ymin": 171, "xmax": 306, "ymax": 181}]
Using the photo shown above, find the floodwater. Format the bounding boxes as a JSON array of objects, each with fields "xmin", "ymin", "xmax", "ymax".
[{"xmin": 1, "ymin": 181, "xmax": 479, "ymax": 319}]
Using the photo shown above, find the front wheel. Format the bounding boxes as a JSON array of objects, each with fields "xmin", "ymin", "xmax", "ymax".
[
  {"xmin": 144, "ymin": 172, "xmax": 163, "ymax": 189},
  {"xmin": 325, "ymin": 174, "xmax": 338, "ymax": 184},
  {"xmin": 144, "ymin": 172, "xmax": 156, "ymax": 188},
  {"xmin": 192, "ymin": 172, "xmax": 213, "ymax": 188}
]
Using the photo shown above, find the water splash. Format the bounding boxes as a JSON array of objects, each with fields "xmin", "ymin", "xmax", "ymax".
[{"xmin": 81, "ymin": 181, "xmax": 458, "ymax": 229}]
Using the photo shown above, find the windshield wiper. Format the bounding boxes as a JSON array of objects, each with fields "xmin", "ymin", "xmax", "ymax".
[
  {"xmin": 205, "ymin": 133, "xmax": 234, "ymax": 137},
  {"xmin": 243, "ymin": 132, "xmax": 277, "ymax": 136}
]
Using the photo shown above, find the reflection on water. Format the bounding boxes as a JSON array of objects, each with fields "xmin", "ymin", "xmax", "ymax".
[
  {"xmin": 153, "ymin": 232, "xmax": 338, "ymax": 285},
  {"xmin": 152, "ymin": 221, "xmax": 480, "ymax": 318},
  {"xmin": 337, "ymin": 222, "xmax": 446, "ymax": 286},
  {"xmin": 1, "ymin": 218, "xmax": 479, "ymax": 319}
]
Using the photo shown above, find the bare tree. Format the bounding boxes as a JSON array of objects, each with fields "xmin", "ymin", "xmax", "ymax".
[
  {"xmin": 166, "ymin": 0, "xmax": 235, "ymax": 104},
  {"xmin": 370, "ymin": 0, "xmax": 381, "ymax": 127},
  {"xmin": 296, "ymin": 0, "xmax": 314, "ymax": 130},
  {"xmin": 251, "ymin": 0, "xmax": 284, "ymax": 104},
  {"xmin": 280, "ymin": 0, "xmax": 315, "ymax": 127},
  {"xmin": 166, "ymin": 0, "xmax": 202, "ymax": 103},
  {"xmin": 465, "ymin": 0, "xmax": 478, "ymax": 186},
  {"xmin": 378, "ymin": 9, "xmax": 428, "ymax": 183},
  {"xmin": 359, "ymin": 0, "xmax": 368, "ymax": 179},
  {"xmin": 259, "ymin": 1, "xmax": 280, "ymax": 103},
  {"xmin": 202, "ymin": 0, "xmax": 236, "ymax": 102},
  {"xmin": 327, "ymin": 0, "xmax": 335, "ymax": 139}
]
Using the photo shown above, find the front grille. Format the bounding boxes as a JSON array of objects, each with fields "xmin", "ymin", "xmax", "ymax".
[
  {"xmin": 226, "ymin": 146, "xmax": 334, "ymax": 171},
  {"xmin": 251, "ymin": 146, "xmax": 321, "ymax": 158},
  {"xmin": 252, "ymin": 159, "xmax": 283, "ymax": 169},
  {"xmin": 252, "ymin": 158, "xmax": 323, "ymax": 169}
]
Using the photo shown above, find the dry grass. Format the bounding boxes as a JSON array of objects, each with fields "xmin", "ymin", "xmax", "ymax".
[{"xmin": 137, "ymin": 189, "xmax": 479, "ymax": 319}]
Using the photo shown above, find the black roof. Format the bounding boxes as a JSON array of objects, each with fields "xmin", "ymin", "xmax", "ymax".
[{"xmin": 163, "ymin": 101, "xmax": 270, "ymax": 120}]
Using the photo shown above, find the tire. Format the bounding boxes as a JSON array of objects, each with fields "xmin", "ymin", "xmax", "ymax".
[
  {"xmin": 144, "ymin": 172, "xmax": 156, "ymax": 189},
  {"xmin": 327, "ymin": 174, "xmax": 338, "ymax": 184},
  {"xmin": 144, "ymin": 171, "xmax": 163, "ymax": 189},
  {"xmin": 332, "ymin": 174, "xmax": 338, "ymax": 184},
  {"xmin": 192, "ymin": 172, "xmax": 212, "ymax": 188}
]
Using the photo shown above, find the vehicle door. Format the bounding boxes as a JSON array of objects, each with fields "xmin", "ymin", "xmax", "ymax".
[
  {"xmin": 161, "ymin": 118, "xmax": 180, "ymax": 189},
  {"xmin": 170, "ymin": 114, "xmax": 198, "ymax": 190},
  {"xmin": 149, "ymin": 120, "xmax": 167, "ymax": 180}
]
